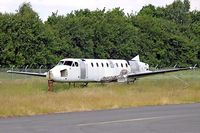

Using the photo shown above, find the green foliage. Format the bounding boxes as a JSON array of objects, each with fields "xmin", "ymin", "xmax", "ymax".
[
  {"xmin": 164, "ymin": 0, "xmax": 191, "ymax": 24},
  {"xmin": 0, "ymin": 1, "xmax": 200, "ymax": 68}
]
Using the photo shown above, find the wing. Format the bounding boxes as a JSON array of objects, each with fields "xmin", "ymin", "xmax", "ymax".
[
  {"xmin": 7, "ymin": 70, "xmax": 47, "ymax": 77},
  {"xmin": 127, "ymin": 67, "xmax": 192, "ymax": 78}
]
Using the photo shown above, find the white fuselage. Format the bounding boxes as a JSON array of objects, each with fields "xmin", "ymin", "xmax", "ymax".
[{"xmin": 47, "ymin": 58, "xmax": 149, "ymax": 82}]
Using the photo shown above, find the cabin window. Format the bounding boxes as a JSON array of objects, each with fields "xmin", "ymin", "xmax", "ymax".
[
  {"xmin": 110, "ymin": 61, "xmax": 114, "ymax": 68},
  {"xmin": 121, "ymin": 63, "xmax": 123, "ymax": 67},
  {"xmin": 106, "ymin": 63, "xmax": 109, "ymax": 67},
  {"xmin": 101, "ymin": 63, "xmax": 104, "ymax": 67},
  {"xmin": 96, "ymin": 63, "xmax": 99, "ymax": 67},
  {"xmin": 75, "ymin": 62, "xmax": 78, "ymax": 67},
  {"xmin": 125, "ymin": 63, "xmax": 128, "ymax": 67},
  {"xmin": 72, "ymin": 63, "xmax": 75, "ymax": 67},
  {"xmin": 91, "ymin": 63, "xmax": 94, "ymax": 67},
  {"xmin": 116, "ymin": 63, "xmax": 118, "ymax": 67},
  {"xmin": 64, "ymin": 61, "xmax": 73, "ymax": 66}
]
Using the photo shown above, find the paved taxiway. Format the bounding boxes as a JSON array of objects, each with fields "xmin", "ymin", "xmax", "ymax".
[{"xmin": 0, "ymin": 103, "xmax": 200, "ymax": 133}]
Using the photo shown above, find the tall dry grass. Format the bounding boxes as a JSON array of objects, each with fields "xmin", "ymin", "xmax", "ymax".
[{"xmin": 0, "ymin": 69, "xmax": 199, "ymax": 117}]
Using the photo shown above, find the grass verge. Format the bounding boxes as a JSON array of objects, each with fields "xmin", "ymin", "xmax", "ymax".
[{"xmin": 0, "ymin": 69, "xmax": 200, "ymax": 117}]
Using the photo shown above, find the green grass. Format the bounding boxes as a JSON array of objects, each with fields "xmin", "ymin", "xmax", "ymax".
[{"xmin": 0, "ymin": 69, "xmax": 200, "ymax": 117}]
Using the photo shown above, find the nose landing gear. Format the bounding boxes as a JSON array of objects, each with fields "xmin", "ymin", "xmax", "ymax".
[{"xmin": 48, "ymin": 80, "xmax": 54, "ymax": 91}]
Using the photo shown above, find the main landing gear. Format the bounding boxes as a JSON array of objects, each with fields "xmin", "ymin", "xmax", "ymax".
[
  {"xmin": 68, "ymin": 82, "xmax": 88, "ymax": 88},
  {"xmin": 48, "ymin": 81, "xmax": 89, "ymax": 91},
  {"xmin": 82, "ymin": 82, "xmax": 88, "ymax": 87}
]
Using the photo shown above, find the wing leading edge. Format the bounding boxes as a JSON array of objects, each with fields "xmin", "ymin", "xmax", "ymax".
[
  {"xmin": 7, "ymin": 70, "xmax": 47, "ymax": 77},
  {"xmin": 127, "ymin": 67, "xmax": 192, "ymax": 78}
]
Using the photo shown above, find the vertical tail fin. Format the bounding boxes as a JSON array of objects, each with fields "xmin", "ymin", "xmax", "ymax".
[{"xmin": 131, "ymin": 55, "xmax": 140, "ymax": 62}]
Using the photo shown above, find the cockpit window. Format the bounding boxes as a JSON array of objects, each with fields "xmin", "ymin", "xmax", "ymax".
[
  {"xmin": 58, "ymin": 61, "xmax": 64, "ymax": 65},
  {"xmin": 75, "ymin": 62, "xmax": 78, "ymax": 67},
  {"xmin": 64, "ymin": 61, "xmax": 73, "ymax": 66}
]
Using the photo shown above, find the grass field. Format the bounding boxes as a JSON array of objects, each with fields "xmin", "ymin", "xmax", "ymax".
[{"xmin": 0, "ymin": 69, "xmax": 200, "ymax": 117}]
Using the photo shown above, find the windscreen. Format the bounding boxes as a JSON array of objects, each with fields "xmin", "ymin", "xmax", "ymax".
[
  {"xmin": 57, "ymin": 61, "xmax": 73, "ymax": 66},
  {"xmin": 57, "ymin": 61, "xmax": 64, "ymax": 65},
  {"xmin": 64, "ymin": 61, "xmax": 73, "ymax": 66}
]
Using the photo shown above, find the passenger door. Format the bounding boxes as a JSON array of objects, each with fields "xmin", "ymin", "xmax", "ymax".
[
  {"xmin": 70, "ymin": 62, "xmax": 80, "ymax": 81},
  {"xmin": 80, "ymin": 60, "xmax": 87, "ymax": 79}
]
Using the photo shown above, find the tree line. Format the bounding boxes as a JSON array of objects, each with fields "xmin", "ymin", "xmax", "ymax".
[{"xmin": 0, "ymin": 0, "xmax": 199, "ymax": 68}]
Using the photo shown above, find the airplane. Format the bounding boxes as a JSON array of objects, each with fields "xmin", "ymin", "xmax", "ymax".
[{"xmin": 7, "ymin": 55, "xmax": 195, "ymax": 91}]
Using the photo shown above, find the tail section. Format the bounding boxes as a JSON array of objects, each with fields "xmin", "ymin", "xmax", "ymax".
[{"xmin": 131, "ymin": 55, "xmax": 140, "ymax": 62}]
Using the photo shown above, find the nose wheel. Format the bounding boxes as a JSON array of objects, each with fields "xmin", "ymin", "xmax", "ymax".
[{"xmin": 48, "ymin": 80, "xmax": 54, "ymax": 91}]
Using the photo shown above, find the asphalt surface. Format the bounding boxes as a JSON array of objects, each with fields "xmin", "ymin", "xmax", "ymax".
[{"xmin": 0, "ymin": 103, "xmax": 200, "ymax": 133}]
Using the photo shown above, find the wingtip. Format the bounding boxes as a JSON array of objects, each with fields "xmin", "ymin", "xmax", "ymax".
[
  {"xmin": 7, "ymin": 70, "xmax": 11, "ymax": 73},
  {"xmin": 193, "ymin": 64, "xmax": 198, "ymax": 69}
]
